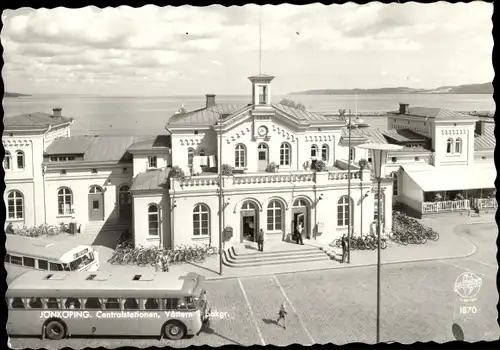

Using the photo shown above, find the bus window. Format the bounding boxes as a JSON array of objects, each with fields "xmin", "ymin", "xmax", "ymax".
[
  {"xmin": 46, "ymin": 298, "xmax": 60, "ymax": 309},
  {"xmin": 38, "ymin": 259, "xmax": 48, "ymax": 270},
  {"xmin": 49, "ymin": 263, "xmax": 59, "ymax": 271},
  {"xmin": 11, "ymin": 297, "xmax": 25, "ymax": 309},
  {"xmin": 23, "ymin": 257, "xmax": 35, "ymax": 268},
  {"xmin": 145, "ymin": 298, "xmax": 159, "ymax": 310},
  {"xmin": 64, "ymin": 298, "xmax": 81, "ymax": 309},
  {"xmin": 57, "ymin": 264, "xmax": 64, "ymax": 271},
  {"xmin": 164, "ymin": 298, "xmax": 176, "ymax": 310},
  {"xmin": 85, "ymin": 298, "xmax": 102, "ymax": 309},
  {"xmin": 10, "ymin": 255, "xmax": 22, "ymax": 265},
  {"xmin": 176, "ymin": 298, "xmax": 189, "ymax": 310},
  {"xmin": 124, "ymin": 298, "xmax": 138, "ymax": 310},
  {"xmin": 28, "ymin": 297, "xmax": 43, "ymax": 309},
  {"xmin": 70, "ymin": 252, "xmax": 95, "ymax": 271},
  {"xmin": 5, "ymin": 254, "xmax": 10, "ymax": 263},
  {"xmin": 183, "ymin": 297, "xmax": 197, "ymax": 310},
  {"xmin": 105, "ymin": 298, "xmax": 120, "ymax": 310},
  {"xmin": 62, "ymin": 264, "xmax": 71, "ymax": 271}
]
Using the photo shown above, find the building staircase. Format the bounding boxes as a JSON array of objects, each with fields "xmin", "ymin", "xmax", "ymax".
[
  {"xmin": 82, "ymin": 220, "xmax": 131, "ymax": 235},
  {"xmin": 222, "ymin": 242, "xmax": 331, "ymax": 268}
]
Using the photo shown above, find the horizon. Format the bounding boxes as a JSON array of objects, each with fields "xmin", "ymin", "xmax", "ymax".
[{"xmin": 2, "ymin": 4, "xmax": 493, "ymax": 96}]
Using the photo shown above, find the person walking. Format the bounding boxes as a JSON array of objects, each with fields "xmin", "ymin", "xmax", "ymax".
[
  {"xmin": 156, "ymin": 254, "xmax": 163, "ymax": 272},
  {"xmin": 276, "ymin": 302, "xmax": 287, "ymax": 329},
  {"xmin": 257, "ymin": 229, "xmax": 264, "ymax": 252},
  {"xmin": 162, "ymin": 254, "xmax": 170, "ymax": 272},
  {"xmin": 296, "ymin": 223, "xmax": 304, "ymax": 245}
]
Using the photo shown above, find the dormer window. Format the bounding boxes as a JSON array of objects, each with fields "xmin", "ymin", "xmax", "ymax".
[
  {"xmin": 50, "ymin": 156, "xmax": 58, "ymax": 162},
  {"xmin": 148, "ymin": 156, "xmax": 157, "ymax": 168}
]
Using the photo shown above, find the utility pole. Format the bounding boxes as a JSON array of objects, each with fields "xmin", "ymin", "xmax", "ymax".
[
  {"xmin": 218, "ymin": 111, "xmax": 223, "ymax": 276},
  {"xmin": 347, "ymin": 109, "xmax": 352, "ymax": 263}
]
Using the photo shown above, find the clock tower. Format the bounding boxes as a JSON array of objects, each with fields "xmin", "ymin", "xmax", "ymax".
[{"xmin": 249, "ymin": 73, "xmax": 275, "ymax": 140}]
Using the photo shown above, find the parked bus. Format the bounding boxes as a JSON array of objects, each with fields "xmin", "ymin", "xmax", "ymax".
[
  {"xmin": 5, "ymin": 234, "xmax": 99, "ymax": 283},
  {"xmin": 6, "ymin": 271, "xmax": 209, "ymax": 340}
]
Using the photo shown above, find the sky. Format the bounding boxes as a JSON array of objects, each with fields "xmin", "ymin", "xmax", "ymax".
[{"xmin": 1, "ymin": 3, "xmax": 493, "ymax": 96}]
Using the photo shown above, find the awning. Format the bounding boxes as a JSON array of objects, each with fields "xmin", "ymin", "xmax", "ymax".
[{"xmin": 405, "ymin": 166, "xmax": 496, "ymax": 192}]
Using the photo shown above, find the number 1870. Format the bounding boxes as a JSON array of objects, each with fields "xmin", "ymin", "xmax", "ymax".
[{"xmin": 460, "ymin": 306, "xmax": 477, "ymax": 314}]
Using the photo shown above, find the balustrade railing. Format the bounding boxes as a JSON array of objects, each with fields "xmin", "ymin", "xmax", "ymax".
[
  {"xmin": 233, "ymin": 172, "xmax": 314, "ymax": 185},
  {"xmin": 328, "ymin": 171, "xmax": 360, "ymax": 181},
  {"xmin": 421, "ymin": 199, "xmax": 470, "ymax": 214},
  {"xmin": 474, "ymin": 198, "xmax": 498, "ymax": 209},
  {"xmin": 178, "ymin": 176, "xmax": 219, "ymax": 187}
]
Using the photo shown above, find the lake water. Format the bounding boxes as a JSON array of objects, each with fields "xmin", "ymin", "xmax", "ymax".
[{"xmin": 3, "ymin": 94, "xmax": 495, "ymax": 136}]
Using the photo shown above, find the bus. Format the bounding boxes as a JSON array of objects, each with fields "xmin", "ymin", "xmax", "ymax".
[
  {"xmin": 5, "ymin": 234, "xmax": 99, "ymax": 283},
  {"xmin": 6, "ymin": 271, "xmax": 209, "ymax": 340}
]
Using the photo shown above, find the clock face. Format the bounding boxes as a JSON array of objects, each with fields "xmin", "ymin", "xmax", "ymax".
[{"xmin": 258, "ymin": 126, "xmax": 268, "ymax": 136}]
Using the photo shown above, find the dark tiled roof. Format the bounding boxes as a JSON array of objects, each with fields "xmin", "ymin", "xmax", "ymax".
[
  {"xmin": 130, "ymin": 168, "xmax": 170, "ymax": 191},
  {"xmin": 382, "ymin": 129, "xmax": 429, "ymax": 143},
  {"xmin": 128, "ymin": 135, "xmax": 171, "ymax": 151},
  {"xmin": 46, "ymin": 136, "xmax": 139, "ymax": 162},
  {"xmin": 474, "ymin": 123, "xmax": 495, "ymax": 150},
  {"xmin": 388, "ymin": 107, "xmax": 473, "ymax": 120},
  {"xmin": 4, "ymin": 112, "xmax": 73, "ymax": 129},
  {"xmin": 167, "ymin": 104, "xmax": 250, "ymax": 125}
]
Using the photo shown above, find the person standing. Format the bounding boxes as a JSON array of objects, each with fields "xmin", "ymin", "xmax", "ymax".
[
  {"xmin": 257, "ymin": 229, "xmax": 264, "ymax": 251},
  {"xmin": 276, "ymin": 302, "xmax": 287, "ymax": 329},
  {"xmin": 162, "ymin": 254, "xmax": 170, "ymax": 272},
  {"xmin": 341, "ymin": 234, "xmax": 348, "ymax": 263},
  {"xmin": 296, "ymin": 223, "xmax": 304, "ymax": 245}
]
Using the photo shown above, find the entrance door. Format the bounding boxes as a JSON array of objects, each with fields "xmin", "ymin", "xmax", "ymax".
[
  {"xmin": 257, "ymin": 143, "xmax": 268, "ymax": 171},
  {"xmin": 88, "ymin": 186, "xmax": 104, "ymax": 221},
  {"xmin": 119, "ymin": 185, "xmax": 132, "ymax": 221},
  {"xmin": 242, "ymin": 215, "xmax": 256, "ymax": 242},
  {"xmin": 293, "ymin": 212, "xmax": 306, "ymax": 238}
]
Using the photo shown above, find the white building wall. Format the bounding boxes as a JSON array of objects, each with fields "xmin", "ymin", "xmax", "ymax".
[
  {"xmin": 400, "ymin": 171, "xmax": 424, "ymax": 213},
  {"xmin": 4, "ymin": 182, "xmax": 36, "ymax": 229},
  {"xmin": 44, "ymin": 124, "xmax": 71, "ymax": 151},
  {"xmin": 388, "ymin": 115, "xmax": 430, "ymax": 137},
  {"xmin": 133, "ymin": 194, "xmax": 169, "ymax": 248},
  {"xmin": 433, "ymin": 122, "xmax": 475, "ymax": 167},
  {"xmin": 170, "ymin": 129, "xmax": 217, "ymax": 171},
  {"xmin": 132, "ymin": 154, "xmax": 170, "ymax": 177},
  {"xmin": 44, "ymin": 168, "xmax": 133, "ymax": 225}
]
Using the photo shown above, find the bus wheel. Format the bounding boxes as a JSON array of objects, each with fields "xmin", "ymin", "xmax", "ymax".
[
  {"xmin": 163, "ymin": 321, "xmax": 186, "ymax": 340},
  {"xmin": 45, "ymin": 320, "xmax": 66, "ymax": 340}
]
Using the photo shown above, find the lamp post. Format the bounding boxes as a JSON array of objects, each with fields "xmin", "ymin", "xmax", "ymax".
[
  {"xmin": 347, "ymin": 109, "xmax": 352, "ymax": 263},
  {"xmin": 218, "ymin": 109, "xmax": 224, "ymax": 276},
  {"xmin": 358, "ymin": 143, "xmax": 402, "ymax": 343}
]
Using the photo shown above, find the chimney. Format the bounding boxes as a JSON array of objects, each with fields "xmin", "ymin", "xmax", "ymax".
[
  {"xmin": 52, "ymin": 107, "xmax": 62, "ymax": 117},
  {"xmin": 399, "ymin": 103, "xmax": 409, "ymax": 114},
  {"xmin": 475, "ymin": 120, "xmax": 485, "ymax": 135},
  {"xmin": 205, "ymin": 94, "xmax": 216, "ymax": 108}
]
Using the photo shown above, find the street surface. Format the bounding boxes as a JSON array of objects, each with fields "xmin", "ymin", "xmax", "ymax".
[{"xmin": 10, "ymin": 222, "xmax": 498, "ymax": 348}]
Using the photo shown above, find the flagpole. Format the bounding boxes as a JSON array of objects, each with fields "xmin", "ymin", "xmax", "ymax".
[{"xmin": 347, "ymin": 109, "xmax": 352, "ymax": 263}]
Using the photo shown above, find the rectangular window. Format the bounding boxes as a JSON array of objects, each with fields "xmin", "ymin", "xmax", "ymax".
[
  {"xmin": 68, "ymin": 156, "xmax": 75, "ymax": 161},
  {"xmin": 148, "ymin": 156, "xmax": 157, "ymax": 168},
  {"xmin": 49, "ymin": 262, "xmax": 59, "ymax": 271},
  {"xmin": 91, "ymin": 168, "xmax": 98, "ymax": 174},
  {"xmin": 38, "ymin": 259, "xmax": 48, "ymax": 270},
  {"xmin": 258, "ymin": 86, "xmax": 267, "ymax": 104},
  {"xmin": 50, "ymin": 157, "xmax": 58, "ymax": 162},
  {"xmin": 123, "ymin": 168, "xmax": 129, "ymax": 173},
  {"xmin": 93, "ymin": 200, "xmax": 99, "ymax": 210},
  {"xmin": 59, "ymin": 157, "xmax": 67, "ymax": 161},
  {"xmin": 10, "ymin": 255, "xmax": 22, "ymax": 265},
  {"xmin": 23, "ymin": 257, "xmax": 36, "ymax": 268},
  {"xmin": 60, "ymin": 170, "xmax": 67, "ymax": 175}
]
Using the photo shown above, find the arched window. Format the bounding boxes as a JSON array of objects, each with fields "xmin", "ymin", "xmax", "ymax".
[
  {"xmin": 374, "ymin": 192, "xmax": 385, "ymax": 221},
  {"xmin": 455, "ymin": 138, "xmax": 462, "ymax": 154},
  {"xmin": 241, "ymin": 201, "xmax": 256, "ymax": 210},
  {"xmin": 392, "ymin": 173, "xmax": 398, "ymax": 196},
  {"xmin": 293, "ymin": 198, "xmax": 307, "ymax": 207},
  {"xmin": 337, "ymin": 196, "xmax": 353, "ymax": 227},
  {"xmin": 89, "ymin": 185, "xmax": 103, "ymax": 194},
  {"xmin": 267, "ymin": 200, "xmax": 283, "ymax": 231},
  {"xmin": 349, "ymin": 148, "xmax": 355, "ymax": 162},
  {"xmin": 198, "ymin": 148, "xmax": 206, "ymax": 157},
  {"xmin": 446, "ymin": 138, "xmax": 453, "ymax": 154},
  {"xmin": 321, "ymin": 144, "xmax": 329, "ymax": 162},
  {"xmin": 310, "ymin": 145, "xmax": 318, "ymax": 158},
  {"xmin": 235, "ymin": 144, "xmax": 246, "ymax": 168},
  {"xmin": 193, "ymin": 204, "xmax": 209, "ymax": 236},
  {"xmin": 4, "ymin": 151, "xmax": 11, "ymax": 170},
  {"xmin": 58, "ymin": 187, "xmax": 73, "ymax": 215},
  {"xmin": 148, "ymin": 205, "xmax": 159, "ymax": 236},
  {"xmin": 187, "ymin": 148, "xmax": 195, "ymax": 166},
  {"xmin": 16, "ymin": 150, "xmax": 24, "ymax": 169},
  {"xmin": 280, "ymin": 143, "xmax": 291, "ymax": 166},
  {"xmin": 7, "ymin": 190, "xmax": 24, "ymax": 220}
]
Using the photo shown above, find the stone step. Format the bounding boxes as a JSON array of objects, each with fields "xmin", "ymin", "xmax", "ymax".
[
  {"xmin": 232, "ymin": 246, "xmax": 320, "ymax": 258},
  {"xmin": 223, "ymin": 246, "xmax": 331, "ymax": 268}
]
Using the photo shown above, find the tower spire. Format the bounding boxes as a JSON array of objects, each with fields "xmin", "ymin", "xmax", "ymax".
[{"xmin": 259, "ymin": 6, "xmax": 262, "ymax": 74}]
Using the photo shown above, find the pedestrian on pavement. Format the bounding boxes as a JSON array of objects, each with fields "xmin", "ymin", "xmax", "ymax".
[
  {"xmin": 296, "ymin": 223, "xmax": 304, "ymax": 245},
  {"xmin": 162, "ymin": 254, "xmax": 170, "ymax": 272},
  {"xmin": 257, "ymin": 229, "xmax": 264, "ymax": 251},
  {"xmin": 276, "ymin": 302, "xmax": 287, "ymax": 329},
  {"xmin": 341, "ymin": 234, "xmax": 347, "ymax": 263}
]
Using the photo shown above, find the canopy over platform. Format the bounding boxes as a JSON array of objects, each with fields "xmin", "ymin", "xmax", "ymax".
[{"xmin": 404, "ymin": 166, "xmax": 496, "ymax": 192}]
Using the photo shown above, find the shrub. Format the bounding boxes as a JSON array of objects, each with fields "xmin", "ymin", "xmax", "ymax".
[
  {"xmin": 221, "ymin": 164, "xmax": 234, "ymax": 176},
  {"xmin": 267, "ymin": 162, "xmax": 279, "ymax": 172},
  {"xmin": 311, "ymin": 159, "xmax": 327, "ymax": 172},
  {"xmin": 170, "ymin": 166, "xmax": 185, "ymax": 180}
]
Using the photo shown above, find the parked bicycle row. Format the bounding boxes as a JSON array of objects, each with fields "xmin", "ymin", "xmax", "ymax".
[
  {"xmin": 107, "ymin": 241, "xmax": 219, "ymax": 266},
  {"xmin": 390, "ymin": 211, "xmax": 440, "ymax": 245},
  {"xmin": 331, "ymin": 234, "xmax": 388, "ymax": 251},
  {"xmin": 5, "ymin": 222, "xmax": 71, "ymax": 237}
]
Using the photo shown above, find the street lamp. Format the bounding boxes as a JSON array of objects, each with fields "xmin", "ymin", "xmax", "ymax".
[
  {"xmin": 217, "ymin": 109, "xmax": 224, "ymax": 276},
  {"xmin": 358, "ymin": 143, "xmax": 402, "ymax": 343}
]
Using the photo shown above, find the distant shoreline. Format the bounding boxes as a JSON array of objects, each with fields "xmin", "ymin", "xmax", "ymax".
[{"xmin": 4, "ymin": 92, "xmax": 31, "ymax": 97}]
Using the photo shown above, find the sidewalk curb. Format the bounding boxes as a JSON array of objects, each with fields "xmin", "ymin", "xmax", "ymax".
[{"xmin": 205, "ymin": 221, "xmax": 490, "ymax": 281}]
